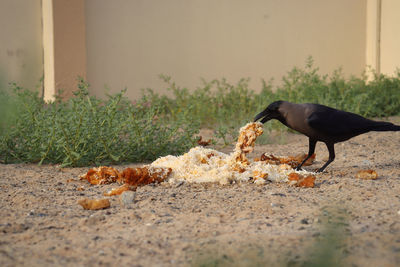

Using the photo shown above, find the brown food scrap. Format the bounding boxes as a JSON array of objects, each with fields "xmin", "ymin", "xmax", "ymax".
[
  {"xmin": 259, "ymin": 154, "xmax": 282, "ymax": 165},
  {"xmin": 197, "ymin": 136, "xmax": 212, "ymax": 146},
  {"xmin": 282, "ymin": 153, "xmax": 316, "ymax": 167},
  {"xmin": 253, "ymin": 170, "xmax": 268, "ymax": 179},
  {"xmin": 120, "ymin": 166, "xmax": 172, "ymax": 186},
  {"xmin": 356, "ymin": 169, "xmax": 378, "ymax": 180},
  {"xmin": 200, "ymin": 153, "xmax": 215, "ymax": 164},
  {"xmin": 104, "ymin": 184, "xmax": 135, "ymax": 196},
  {"xmin": 258, "ymin": 153, "xmax": 316, "ymax": 168},
  {"xmin": 288, "ymin": 173, "xmax": 316, "ymax": 188},
  {"xmin": 76, "ymin": 186, "xmax": 85, "ymax": 191},
  {"xmin": 300, "ymin": 153, "xmax": 316, "ymax": 166},
  {"xmin": 297, "ymin": 175, "xmax": 316, "ymax": 188},
  {"xmin": 231, "ymin": 164, "xmax": 246, "ymax": 173},
  {"xmin": 66, "ymin": 178, "xmax": 77, "ymax": 183},
  {"xmin": 288, "ymin": 173, "xmax": 301, "ymax": 181},
  {"xmin": 279, "ymin": 164, "xmax": 292, "ymax": 171},
  {"xmin": 80, "ymin": 166, "xmax": 121, "ymax": 185},
  {"xmin": 78, "ymin": 198, "xmax": 110, "ymax": 210},
  {"xmin": 234, "ymin": 122, "xmax": 264, "ymax": 163}
]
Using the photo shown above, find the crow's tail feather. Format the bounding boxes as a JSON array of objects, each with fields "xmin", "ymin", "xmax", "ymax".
[{"xmin": 371, "ymin": 121, "xmax": 400, "ymax": 131}]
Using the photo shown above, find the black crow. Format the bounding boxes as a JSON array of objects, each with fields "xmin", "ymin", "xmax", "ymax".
[{"xmin": 254, "ymin": 100, "xmax": 400, "ymax": 172}]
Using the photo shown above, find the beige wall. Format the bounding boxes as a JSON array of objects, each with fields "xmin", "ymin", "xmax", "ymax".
[
  {"xmin": 53, "ymin": 0, "xmax": 87, "ymax": 99},
  {"xmin": 2, "ymin": 1, "xmax": 398, "ymax": 100},
  {"xmin": 0, "ymin": 0, "xmax": 43, "ymax": 92},
  {"xmin": 43, "ymin": 0, "xmax": 87, "ymax": 101},
  {"xmin": 366, "ymin": 0, "xmax": 380, "ymax": 73},
  {"xmin": 85, "ymin": 0, "xmax": 366, "ymax": 99},
  {"xmin": 380, "ymin": 0, "xmax": 400, "ymax": 75}
]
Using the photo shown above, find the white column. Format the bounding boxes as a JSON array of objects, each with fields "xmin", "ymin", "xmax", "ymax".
[{"xmin": 42, "ymin": 0, "xmax": 55, "ymax": 101}]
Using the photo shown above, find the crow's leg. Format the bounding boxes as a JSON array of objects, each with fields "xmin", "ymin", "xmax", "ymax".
[
  {"xmin": 317, "ymin": 142, "xmax": 335, "ymax": 173},
  {"xmin": 295, "ymin": 138, "xmax": 317, "ymax": 171}
]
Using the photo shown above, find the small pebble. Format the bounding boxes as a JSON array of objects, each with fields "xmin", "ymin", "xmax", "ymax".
[
  {"xmin": 361, "ymin": 160, "xmax": 372, "ymax": 166},
  {"xmin": 27, "ymin": 210, "xmax": 35, "ymax": 216},
  {"xmin": 300, "ymin": 218, "xmax": 309, "ymax": 224},
  {"xmin": 119, "ymin": 191, "xmax": 136, "ymax": 208}
]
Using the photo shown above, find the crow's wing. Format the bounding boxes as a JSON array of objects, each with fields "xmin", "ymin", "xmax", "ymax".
[{"xmin": 307, "ymin": 107, "xmax": 377, "ymax": 136}]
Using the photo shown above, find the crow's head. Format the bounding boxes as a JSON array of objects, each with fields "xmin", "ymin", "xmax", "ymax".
[{"xmin": 254, "ymin": 100, "xmax": 284, "ymax": 123}]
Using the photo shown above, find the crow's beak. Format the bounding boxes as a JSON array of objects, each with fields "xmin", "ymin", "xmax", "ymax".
[{"xmin": 254, "ymin": 110, "xmax": 272, "ymax": 123}]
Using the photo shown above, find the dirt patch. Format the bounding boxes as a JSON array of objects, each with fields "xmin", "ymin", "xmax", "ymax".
[{"xmin": 1, "ymin": 130, "xmax": 400, "ymax": 266}]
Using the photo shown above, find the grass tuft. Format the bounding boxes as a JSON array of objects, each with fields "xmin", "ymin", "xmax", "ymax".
[{"xmin": 0, "ymin": 78, "xmax": 199, "ymax": 166}]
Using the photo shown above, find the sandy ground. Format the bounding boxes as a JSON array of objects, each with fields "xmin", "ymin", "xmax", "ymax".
[{"xmin": 1, "ymin": 129, "xmax": 400, "ymax": 267}]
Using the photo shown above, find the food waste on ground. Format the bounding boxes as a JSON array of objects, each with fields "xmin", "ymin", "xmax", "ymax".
[
  {"xmin": 79, "ymin": 122, "xmax": 318, "ymax": 197},
  {"xmin": 150, "ymin": 122, "xmax": 315, "ymax": 185},
  {"xmin": 355, "ymin": 169, "xmax": 378, "ymax": 180},
  {"xmin": 77, "ymin": 198, "xmax": 110, "ymax": 210}
]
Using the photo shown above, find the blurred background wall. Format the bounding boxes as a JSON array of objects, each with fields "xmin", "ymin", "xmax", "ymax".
[
  {"xmin": 0, "ymin": 0, "xmax": 43, "ymax": 93},
  {"xmin": 0, "ymin": 0, "xmax": 399, "ymax": 100},
  {"xmin": 380, "ymin": 0, "xmax": 400, "ymax": 75},
  {"xmin": 84, "ymin": 0, "xmax": 366, "ymax": 98}
]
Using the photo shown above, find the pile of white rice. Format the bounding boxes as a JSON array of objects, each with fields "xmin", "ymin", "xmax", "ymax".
[{"xmin": 150, "ymin": 122, "xmax": 312, "ymax": 185}]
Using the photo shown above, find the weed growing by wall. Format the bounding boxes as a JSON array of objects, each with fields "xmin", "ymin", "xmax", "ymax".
[{"xmin": 0, "ymin": 79, "xmax": 199, "ymax": 166}]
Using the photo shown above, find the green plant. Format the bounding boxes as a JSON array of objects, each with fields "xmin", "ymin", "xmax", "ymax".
[
  {"xmin": 0, "ymin": 88, "xmax": 18, "ymax": 134},
  {"xmin": 0, "ymin": 79, "xmax": 199, "ymax": 166}
]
